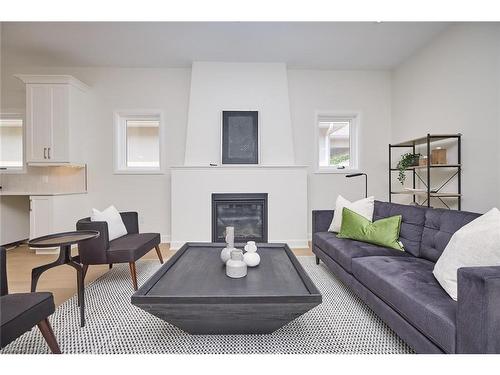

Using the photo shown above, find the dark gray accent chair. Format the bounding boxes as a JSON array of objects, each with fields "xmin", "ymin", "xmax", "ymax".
[
  {"xmin": 76, "ymin": 211, "xmax": 163, "ymax": 291},
  {"xmin": 0, "ymin": 247, "xmax": 61, "ymax": 353},
  {"xmin": 312, "ymin": 200, "xmax": 500, "ymax": 354}
]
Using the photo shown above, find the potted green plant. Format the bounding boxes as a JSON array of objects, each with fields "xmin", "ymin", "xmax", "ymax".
[{"xmin": 397, "ymin": 153, "xmax": 421, "ymax": 184}]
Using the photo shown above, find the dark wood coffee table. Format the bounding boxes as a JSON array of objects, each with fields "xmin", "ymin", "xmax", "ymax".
[{"xmin": 132, "ymin": 242, "xmax": 322, "ymax": 334}]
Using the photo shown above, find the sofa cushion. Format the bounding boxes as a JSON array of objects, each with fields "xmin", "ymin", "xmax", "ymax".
[
  {"xmin": 373, "ymin": 201, "xmax": 426, "ymax": 257},
  {"xmin": 107, "ymin": 233, "xmax": 160, "ymax": 263},
  {"xmin": 329, "ymin": 195, "xmax": 374, "ymax": 233},
  {"xmin": 352, "ymin": 256, "xmax": 457, "ymax": 353},
  {"xmin": 420, "ymin": 208, "xmax": 481, "ymax": 262},
  {"xmin": 338, "ymin": 208, "xmax": 404, "ymax": 251},
  {"xmin": 0, "ymin": 292, "xmax": 55, "ymax": 348},
  {"xmin": 433, "ymin": 208, "xmax": 500, "ymax": 300},
  {"xmin": 313, "ymin": 232, "xmax": 408, "ymax": 273},
  {"xmin": 91, "ymin": 205, "xmax": 128, "ymax": 241}
]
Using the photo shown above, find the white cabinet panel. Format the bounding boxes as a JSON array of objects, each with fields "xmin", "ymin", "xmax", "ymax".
[
  {"xmin": 50, "ymin": 85, "xmax": 70, "ymax": 162},
  {"xmin": 29, "ymin": 196, "xmax": 52, "ymax": 239},
  {"xmin": 29, "ymin": 194, "xmax": 89, "ymax": 253},
  {"xmin": 27, "ymin": 85, "xmax": 52, "ymax": 162}
]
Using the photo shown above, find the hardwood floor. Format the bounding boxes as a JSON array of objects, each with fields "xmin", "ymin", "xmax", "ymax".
[{"xmin": 4, "ymin": 243, "xmax": 312, "ymax": 307}]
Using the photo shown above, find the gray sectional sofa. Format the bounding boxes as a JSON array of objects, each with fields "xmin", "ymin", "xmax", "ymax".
[{"xmin": 312, "ymin": 200, "xmax": 500, "ymax": 354}]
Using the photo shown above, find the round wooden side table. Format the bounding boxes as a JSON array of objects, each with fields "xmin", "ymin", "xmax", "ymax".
[{"xmin": 28, "ymin": 230, "xmax": 99, "ymax": 327}]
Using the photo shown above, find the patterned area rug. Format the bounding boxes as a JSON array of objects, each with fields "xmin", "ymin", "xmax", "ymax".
[{"xmin": 1, "ymin": 257, "xmax": 413, "ymax": 354}]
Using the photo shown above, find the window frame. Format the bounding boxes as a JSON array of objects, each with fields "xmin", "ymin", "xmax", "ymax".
[
  {"xmin": 113, "ymin": 110, "xmax": 165, "ymax": 175},
  {"xmin": 314, "ymin": 111, "xmax": 360, "ymax": 174},
  {"xmin": 0, "ymin": 111, "xmax": 26, "ymax": 174}
]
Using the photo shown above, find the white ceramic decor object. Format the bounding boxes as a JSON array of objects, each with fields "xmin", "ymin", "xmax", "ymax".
[
  {"xmin": 226, "ymin": 249, "xmax": 247, "ymax": 278},
  {"xmin": 244, "ymin": 251, "xmax": 260, "ymax": 267},
  {"xmin": 244, "ymin": 241, "xmax": 257, "ymax": 252},
  {"xmin": 225, "ymin": 226, "xmax": 235, "ymax": 248},
  {"xmin": 220, "ymin": 247, "xmax": 234, "ymax": 263}
]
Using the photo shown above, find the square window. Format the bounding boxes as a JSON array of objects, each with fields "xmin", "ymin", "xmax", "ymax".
[
  {"xmin": 126, "ymin": 120, "xmax": 160, "ymax": 168},
  {"xmin": 114, "ymin": 112, "xmax": 163, "ymax": 174},
  {"xmin": 317, "ymin": 114, "xmax": 358, "ymax": 172},
  {"xmin": 0, "ymin": 115, "xmax": 24, "ymax": 170}
]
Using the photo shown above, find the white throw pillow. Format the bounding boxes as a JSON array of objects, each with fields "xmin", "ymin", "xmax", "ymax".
[
  {"xmin": 433, "ymin": 207, "xmax": 500, "ymax": 300},
  {"xmin": 91, "ymin": 205, "xmax": 128, "ymax": 241},
  {"xmin": 328, "ymin": 195, "xmax": 375, "ymax": 233}
]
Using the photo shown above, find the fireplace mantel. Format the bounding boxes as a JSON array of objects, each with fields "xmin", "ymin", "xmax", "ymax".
[{"xmin": 170, "ymin": 166, "xmax": 308, "ymax": 250}]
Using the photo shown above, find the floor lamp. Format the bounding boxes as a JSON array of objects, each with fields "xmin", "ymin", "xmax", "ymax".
[{"xmin": 346, "ymin": 173, "xmax": 368, "ymax": 198}]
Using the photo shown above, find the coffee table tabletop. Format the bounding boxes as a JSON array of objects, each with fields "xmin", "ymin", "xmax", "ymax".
[{"xmin": 132, "ymin": 242, "xmax": 322, "ymax": 334}]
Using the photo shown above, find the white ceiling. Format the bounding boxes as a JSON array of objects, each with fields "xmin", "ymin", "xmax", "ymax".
[{"xmin": 1, "ymin": 22, "xmax": 449, "ymax": 69}]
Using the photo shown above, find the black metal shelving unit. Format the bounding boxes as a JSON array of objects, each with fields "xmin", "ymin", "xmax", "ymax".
[{"xmin": 389, "ymin": 134, "xmax": 462, "ymax": 210}]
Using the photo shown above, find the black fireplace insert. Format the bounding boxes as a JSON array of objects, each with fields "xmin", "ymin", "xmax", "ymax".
[{"xmin": 211, "ymin": 193, "xmax": 268, "ymax": 243}]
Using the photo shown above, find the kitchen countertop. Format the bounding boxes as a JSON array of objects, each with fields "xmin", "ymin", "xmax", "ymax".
[{"xmin": 0, "ymin": 191, "xmax": 87, "ymax": 196}]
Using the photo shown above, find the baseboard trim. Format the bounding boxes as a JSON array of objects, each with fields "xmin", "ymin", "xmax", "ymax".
[
  {"xmin": 2, "ymin": 239, "xmax": 28, "ymax": 249},
  {"xmin": 169, "ymin": 239, "xmax": 309, "ymax": 251},
  {"xmin": 34, "ymin": 247, "xmax": 61, "ymax": 255},
  {"xmin": 34, "ymin": 244, "xmax": 79, "ymax": 255}
]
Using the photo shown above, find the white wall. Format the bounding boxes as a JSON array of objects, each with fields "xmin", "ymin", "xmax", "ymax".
[
  {"xmin": 288, "ymin": 69, "xmax": 392, "ymax": 233},
  {"xmin": 1, "ymin": 64, "xmax": 392, "ymax": 242},
  {"xmin": 392, "ymin": 23, "xmax": 500, "ymax": 212},
  {"xmin": 185, "ymin": 62, "xmax": 295, "ymax": 165},
  {"xmin": 1, "ymin": 66, "xmax": 191, "ymax": 241},
  {"xmin": 3, "ymin": 23, "xmax": 499, "ymax": 245},
  {"xmin": 0, "ymin": 196, "xmax": 30, "ymax": 244}
]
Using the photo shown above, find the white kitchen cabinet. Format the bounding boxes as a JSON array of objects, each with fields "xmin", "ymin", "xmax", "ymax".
[
  {"xmin": 29, "ymin": 196, "xmax": 52, "ymax": 240},
  {"xmin": 15, "ymin": 75, "xmax": 89, "ymax": 165},
  {"xmin": 29, "ymin": 194, "xmax": 89, "ymax": 254}
]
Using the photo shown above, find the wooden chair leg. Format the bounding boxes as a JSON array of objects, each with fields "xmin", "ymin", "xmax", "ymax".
[
  {"xmin": 37, "ymin": 318, "xmax": 61, "ymax": 354},
  {"xmin": 129, "ymin": 262, "xmax": 138, "ymax": 291},
  {"xmin": 155, "ymin": 245, "xmax": 164, "ymax": 264},
  {"xmin": 109, "ymin": 263, "xmax": 113, "ymax": 269}
]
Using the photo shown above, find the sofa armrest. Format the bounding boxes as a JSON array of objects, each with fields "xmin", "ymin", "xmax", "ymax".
[
  {"xmin": 457, "ymin": 265, "xmax": 500, "ymax": 353},
  {"xmin": 312, "ymin": 210, "xmax": 334, "ymax": 235},
  {"xmin": 120, "ymin": 212, "xmax": 139, "ymax": 234},
  {"xmin": 76, "ymin": 218, "xmax": 110, "ymax": 264}
]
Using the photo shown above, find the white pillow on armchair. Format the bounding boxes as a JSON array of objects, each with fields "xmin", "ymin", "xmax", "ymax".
[
  {"xmin": 91, "ymin": 205, "xmax": 128, "ymax": 241},
  {"xmin": 328, "ymin": 195, "xmax": 375, "ymax": 233}
]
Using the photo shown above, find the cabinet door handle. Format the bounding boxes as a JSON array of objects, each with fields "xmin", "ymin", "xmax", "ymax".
[
  {"xmin": 43, "ymin": 148, "xmax": 47, "ymax": 159},
  {"xmin": 47, "ymin": 147, "xmax": 51, "ymax": 159}
]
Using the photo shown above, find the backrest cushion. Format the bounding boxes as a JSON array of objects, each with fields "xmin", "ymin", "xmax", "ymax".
[
  {"xmin": 421, "ymin": 208, "xmax": 480, "ymax": 262},
  {"xmin": 373, "ymin": 201, "xmax": 426, "ymax": 257}
]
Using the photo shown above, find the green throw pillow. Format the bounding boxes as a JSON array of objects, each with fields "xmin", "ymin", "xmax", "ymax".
[{"xmin": 337, "ymin": 207, "xmax": 404, "ymax": 251}]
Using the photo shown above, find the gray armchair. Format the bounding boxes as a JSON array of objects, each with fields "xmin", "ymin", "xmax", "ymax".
[
  {"xmin": 76, "ymin": 211, "xmax": 163, "ymax": 290},
  {"xmin": 0, "ymin": 247, "xmax": 61, "ymax": 353}
]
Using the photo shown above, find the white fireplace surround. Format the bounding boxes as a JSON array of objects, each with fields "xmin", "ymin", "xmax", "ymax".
[
  {"xmin": 170, "ymin": 166, "xmax": 308, "ymax": 249},
  {"xmin": 171, "ymin": 62, "xmax": 308, "ymax": 249}
]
